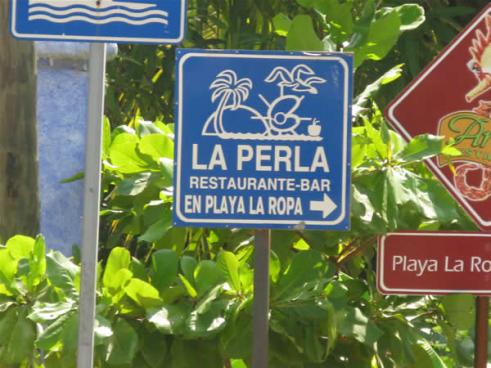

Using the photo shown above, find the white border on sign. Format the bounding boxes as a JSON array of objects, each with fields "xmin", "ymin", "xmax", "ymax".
[
  {"xmin": 378, "ymin": 232, "xmax": 491, "ymax": 294},
  {"xmin": 175, "ymin": 52, "xmax": 351, "ymax": 226},
  {"xmin": 10, "ymin": 0, "xmax": 186, "ymax": 43},
  {"xmin": 386, "ymin": 7, "xmax": 491, "ymax": 228}
]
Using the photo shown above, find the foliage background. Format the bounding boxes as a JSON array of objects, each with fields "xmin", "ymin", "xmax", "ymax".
[{"xmin": 0, "ymin": 0, "xmax": 490, "ymax": 367}]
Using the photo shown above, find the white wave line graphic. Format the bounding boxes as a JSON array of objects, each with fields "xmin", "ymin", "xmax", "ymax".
[
  {"xmin": 28, "ymin": 0, "xmax": 156, "ymax": 11},
  {"xmin": 29, "ymin": 14, "xmax": 168, "ymax": 25},
  {"xmin": 29, "ymin": 6, "xmax": 168, "ymax": 18}
]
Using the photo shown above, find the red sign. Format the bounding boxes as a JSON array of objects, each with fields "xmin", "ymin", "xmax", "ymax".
[
  {"xmin": 377, "ymin": 232, "xmax": 491, "ymax": 295},
  {"xmin": 385, "ymin": 4, "xmax": 491, "ymax": 231}
]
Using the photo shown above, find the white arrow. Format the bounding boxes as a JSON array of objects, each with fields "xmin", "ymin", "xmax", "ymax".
[{"xmin": 310, "ymin": 193, "xmax": 337, "ymax": 218}]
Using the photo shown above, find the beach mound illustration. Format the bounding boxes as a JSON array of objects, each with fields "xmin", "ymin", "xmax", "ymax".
[
  {"xmin": 202, "ymin": 66, "xmax": 327, "ymax": 141},
  {"xmin": 28, "ymin": 0, "xmax": 168, "ymax": 25}
]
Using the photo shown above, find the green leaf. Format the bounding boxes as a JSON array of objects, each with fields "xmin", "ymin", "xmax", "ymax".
[
  {"xmin": 169, "ymin": 339, "xmax": 222, "ymax": 368},
  {"xmin": 395, "ymin": 134, "xmax": 445, "ymax": 163},
  {"xmin": 35, "ymin": 310, "xmax": 74, "ymax": 350},
  {"xmin": 416, "ymin": 339, "xmax": 447, "ymax": 368},
  {"xmin": 0, "ymin": 306, "xmax": 36, "ymax": 365},
  {"xmin": 115, "ymin": 172, "xmax": 153, "ymax": 196},
  {"xmin": 28, "ymin": 301, "xmax": 75, "ymax": 322},
  {"xmin": 139, "ymin": 213, "xmax": 173, "ymax": 243},
  {"xmin": 186, "ymin": 299, "xmax": 228, "ymax": 338},
  {"xmin": 0, "ymin": 249, "xmax": 17, "ymax": 292},
  {"xmin": 441, "ymin": 294, "xmax": 475, "ymax": 330},
  {"xmin": 109, "ymin": 133, "xmax": 150, "ymax": 173},
  {"xmin": 286, "ymin": 15, "xmax": 323, "ymax": 51},
  {"xmin": 354, "ymin": 10, "xmax": 401, "ymax": 67},
  {"xmin": 151, "ymin": 249, "xmax": 179, "ymax": 295},
  {"xmin": 393, "ymin": 4, "xmax": 425, "ymax": 31},
  {"xmin": 178, "ymin": 274, "xmax": 198, "ymax": 298},
  {"xmin": 273, "ymin": 13, "xmax": 291, "ymax": 36},
  {"xmin": 180, "ymin": 256, "xmax": 197, "ymax": 284},
  {"xmin": 105, "ymin": 319, "xmax": 139, "ymax": 366},
  {"xmin": 220, "ymin": 311, "xmax": 252, "ymax": 359},
  {"xmin": 6, "ymin": 235, "xmax": 35, "ymax": 260},
  {"xmin": 315, "ymin": 0, "xmax": 353, "ymax": 37},
  {"xmin": 353, "ymin": 65, "xmax": 403, "ymax": 116},
  {"xmin": 102, "ymin": 116, "xmax": 112, "ymax": 159},
  {"xmin": 46, "ymin": 251, "xmax": 79, "ymax": 296},
  {"xmin": 139, "ymin": 133, "xmax": 174, "ymax": 162},
  {"xmin": 27, "ymin": 235, "xmax": 47, "ymax": 290},
  {"xmin": 194, "ymin": 260, "xmax": 225, "ymax": 296},
  {"xmin": 147, "ymin": 304, "xmax": 188, "ymax": 335},
  {"xmin": 159, "ymin": 157, "xmax": 174, "ymax": 187},
  {"xmin": 339, "ymin": 307, "xmax": 383, "ymax": 346},
  {"xmin": 273, "ymin": 250, "xmax": 324, "ymax": 301},
  {"xmin": 59, "ymin": 171, "xmax": 84, "ymax": 183},
  {"xmin": 141, "ymin": 330, "xmax": 167, "ymax": 368},
  {"xmin": 103, "ymin": 247, "xmax": 131, "ymax": 290},
  {"xmin": 124, "ymin": 278, "xmax": 162, "ymax": 308},
  {"xmin": 217, "ymin": 251, "xmax": 241, "ymax": 292}
]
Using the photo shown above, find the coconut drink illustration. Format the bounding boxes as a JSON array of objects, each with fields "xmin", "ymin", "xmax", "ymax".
[
  {"xmin": 308, "ymin": 119, "xmax": 322, "ymax": 137},
  {"xmin": 202, "ymin": 64, "xmax": 327, "ymax": 141}
]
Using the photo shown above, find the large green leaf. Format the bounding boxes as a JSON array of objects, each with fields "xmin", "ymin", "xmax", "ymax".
[
  {"xmin": 105, "ymin": 319, "xmax": 139, "ymax": 366},
  {"xmin": 151, "ymin": 249, "xmax": 179, "ymax": 295},
  {"xmin": 109, "ymin": 133, "xmax": 151, "ymax": 173},
  {"xmin": 441, "ymin": 294, "xmax": 475, "ymax": 330},
  {"xmin": 273, "ymin": 250, "xmax": 324, "ymax": 302},
  {"xmin": 103, "ymin": 247, "xmax": 131, "ymax": 290},
  {"xmin": 147, "ymin": 304, "xmax": 189, "ymax": 335},
  {"xmin": 0, "ymin": 306, "xmax": 36, "ymax": 365},
  {"xmin": 6, "ymin": 235, "xmax": 34, "ymax": 260},
  {"xmin": 217, "ymin": 251, "xmax": 241, "ymax": 292},
  {"xmin": 194, "ymin": 260, "xmax": 225, "ymax": 296},
  {"xmin": 354, "ymin": 10, "xmax": 401, "ymax": 67},
  {"xmin": 124, "ymin": 278, "xmax": 162, "ymax": 308},
  {"xmin": 286, "ymin": 15, "xmax": 323, "ymax": 51},
  {"xmin": 339, "ymin": 307, "xmax": 383, "ymax": 346},
  {"xmin": 169, "ymin": 339, "xmax": 222, "ymax": 368},
  {"xmin": 139, "ymin": 134, "xmax": 174, "ymax": 162}
]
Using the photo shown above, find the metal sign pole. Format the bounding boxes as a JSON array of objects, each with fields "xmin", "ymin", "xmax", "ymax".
[
  {"xmin": 475, "ymin": 296, "xmax": 489, "ymax": 368},
  {"xmin": 77, "ymin": 43, "xmax": 107, "ymax": 368},
  {"xmin": 252, "ymin": 229, "xmax": 271, "ymax": 368}
]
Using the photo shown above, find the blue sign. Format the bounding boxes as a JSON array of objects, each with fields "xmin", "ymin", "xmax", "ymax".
[
  {"xmin": 174, "ymin": 49, "xmax": 353, "ymax": 230},
  {"xmin": 10, "ymin": 0, "xmax": 186, "ymax": 43}
]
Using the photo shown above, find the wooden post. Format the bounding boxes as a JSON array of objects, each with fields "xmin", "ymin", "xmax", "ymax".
[
  {"xmin": 475, "ymin": 296, "xmax": 489, "ymax": 368},
  {"xmin": 0, "ymin": 1, "xmax": 39, "ymax": 239}
]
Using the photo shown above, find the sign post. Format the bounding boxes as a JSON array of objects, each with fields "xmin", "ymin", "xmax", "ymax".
[
  {"xmin": 252, "ymin": 230, "xmax": 271, "ymax": 367},
  {"xmin": 174, "ymin": 49, "xmax": 353, "ymax": 366},
  {"xmin": 77, "ymin": 43, "xmax": 107, "ymax": 368},
  {"xmin": 10, "ymin": 1, "xmax": 186, "ymax": 367}
]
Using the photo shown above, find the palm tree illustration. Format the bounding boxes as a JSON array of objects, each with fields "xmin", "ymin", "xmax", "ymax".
[
  {"xmin": 206, "ymin": 70, "xmax": 253, "ymax": 135},
  {"xmin": 265, "ymin": 64, "xmax": 326, "ymax": 96}
]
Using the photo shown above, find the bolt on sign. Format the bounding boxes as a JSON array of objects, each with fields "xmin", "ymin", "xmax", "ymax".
[
  {"xmin": 377, "ymin": 233, "xmax": 491, "ymax": 295},
  {"xmin": 11, "ymin": 0, "xmax": 186, "ymax": 43},
  {"xmin": 385, "ymin": 4, "xmax": 491, "ymax": 231},
  {"xmin": 173, "ymin": 49, "xmax": 353, "ymax": 230}
]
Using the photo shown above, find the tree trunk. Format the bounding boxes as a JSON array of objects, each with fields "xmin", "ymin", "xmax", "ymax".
[{"xmin": 0, "ymin": 2, "xmax": 39, "ymax": 240}]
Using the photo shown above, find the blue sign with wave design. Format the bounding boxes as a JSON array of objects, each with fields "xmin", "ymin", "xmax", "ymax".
[{"xmin": 11, "ymin": 0, "xmax": 186, "ymax": 43}]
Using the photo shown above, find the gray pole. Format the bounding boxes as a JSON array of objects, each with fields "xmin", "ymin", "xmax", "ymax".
[
  {"xmin": 252, "ymin": 229, "xmax": 271, "ymax": 368},
  {"xmin": 77, "ymin": 43, "xmax": 107, "ymax": 368}
]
